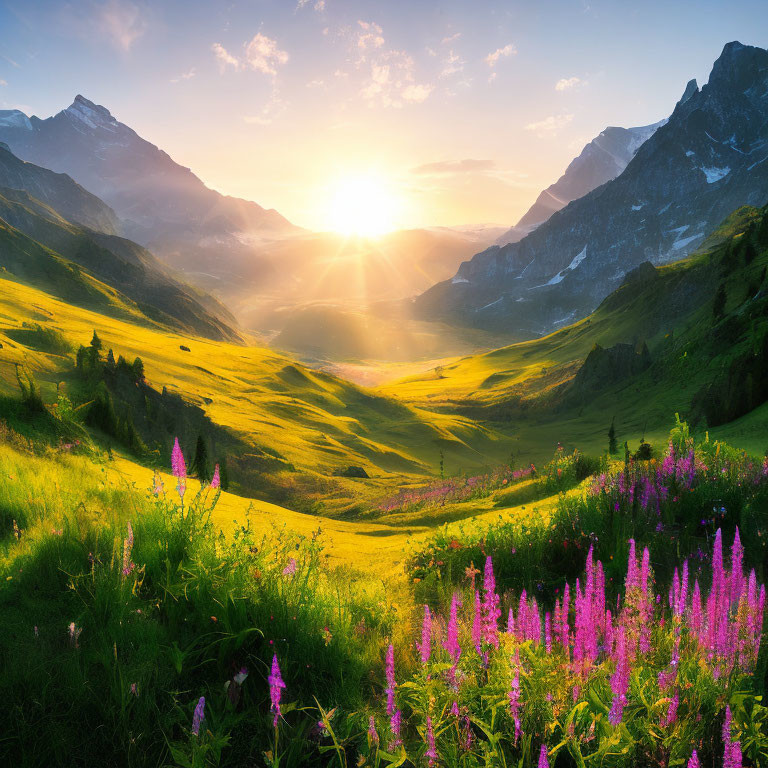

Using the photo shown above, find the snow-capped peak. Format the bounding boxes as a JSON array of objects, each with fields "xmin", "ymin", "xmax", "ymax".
[
  {"xmin": 0, "ymin": 109, "xmax": 32, "ymax": 131},
  {"xmin": 64, "ymin": 95, "xmax": 118, "ymax": 131}
]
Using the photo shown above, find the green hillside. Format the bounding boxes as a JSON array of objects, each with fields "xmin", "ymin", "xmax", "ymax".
[{"xmin": 384, "ymin": 203, "xmax": 768, "ymax": 459}]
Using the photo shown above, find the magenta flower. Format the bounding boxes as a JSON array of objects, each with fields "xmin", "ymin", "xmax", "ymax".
[
  {"xmin": 385, "ymin": 644, "xmax": 396, "ymax": 715},
  {"xmin": 171, "ymin": 437, "xmax": 186, "ymax": 499},
  {"xmin": 282, "ymin": 558, "xmax": 297, "ymax": 577},
  {"xmin": 537, "ymin": 744, "xmax": 550, "ymax": 768},
  {"xmin": 389, "ymin": 708, "xmax": 402, "ymax": 751},
  {"xmin": 211, "ymin": 463, "xmax": 220, "ymax": 490},
  {"xmin": 368, "ymin": 715, "xmax": 379, "ymax": 747},
  {"xmin": 425, "ymin": 715, "xmax": 437, "ymax": 766},
  {"xmin": 687, "ymin": 750, "xmax": 700, "ymax": 768},
  {"xmin": 191, "ymin": 695, "xmax": 205, "ymax": 736},
  {"xmin": 664, "ymin": 692, "xmax": 679, "ymax": 727},
  {"xmin": 481, "ymin": 556, "xmax": 501, "ymax": 648},
  {"xmin": 268, "ymin": 654, "xmax": 286, "ymax": 727},
  {"xmin": 608, "ymin": 626, "xmax": 629, "ymax": 726},
  {"xmin": 472, "ymin": 589, "xmax": 482, "ymax": 656}
]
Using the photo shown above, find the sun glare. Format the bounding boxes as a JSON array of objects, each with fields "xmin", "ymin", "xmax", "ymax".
[{"xmin": 327, "ymin": 174, "xmax": 400, "ymax": 237}]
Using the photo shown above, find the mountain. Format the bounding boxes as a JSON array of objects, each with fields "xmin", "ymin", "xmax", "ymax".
[
  {"xmin": 0, "ymin": 145, "xmax": 240, "ymax": 341},
  {"xmin": 416, "ymin": 42, "xmax": 768, "ymax": 340},
  {"xmin": 0, "ymin": 140, "xmax": 121, "ymax": 234},
  {"xmin": 388, "ymin": 203, "xmax": 768, "ymax": 446},
  {"xmin": 496, "ymin": 118, "xmax": 668, "ymax": 246},
  {"xmin": 0, "ymin": 95, "xmax": 297, "ymax": 254}
]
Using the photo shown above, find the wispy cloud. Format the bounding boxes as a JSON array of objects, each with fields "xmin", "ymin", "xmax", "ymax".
[
  {"xmin": 211, "ymin": 34, "xmax": 289, "ymax": 77},
  {"xmin": 212, "ymin": 42, "xmax": 240, "ymax": 71},
  {"xmin": 356, "ymin": 20, "xmax": 385, "ymax": 50},
  {"xmin": 95, "ymin": 0, "xmax": 147, "ymax": 52},
  {"xmin": 441, "ymin": 32, "xmax": 461, "ymax": 45},
  {"xmin": 440, "ymin": 50, "xmax": 464, "ymax": 78},
  {"xmin": 296, "ymin": 0, "xmax": 325, "ymax": 10},
  {"xmin": 485, "ymin": 43, "xmax": 516, "ymax": 67},
  {"xmin": 170, "ymin": 68, "xmax": 196, "ymax": 84},
  {"xmin": 338, "ymin": 21, "xmax": 433, "ymax": 109},
  {"xmin": 0, "ymin": 79, "xmax": 6, "ymax": 87},
  {"xmin": 412, "ymin": 158, "xmax": 496, "ymax": 176},
  {"xmin": 525, "ymin": 113, "xmax": 574, "ymax": 136},
  {"xmin": 555, "ymin": 76, "xmax": 584, "ymax": 91}
]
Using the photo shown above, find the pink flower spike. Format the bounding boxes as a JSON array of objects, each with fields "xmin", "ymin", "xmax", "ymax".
[
  {"xmin": 687, "ymin": 750, "xmax": 700, "ymax": 768},
  {"xmin": 211, "ymin": 463, "xmax": 220, "ymax": 489},
  {"xmin": 419, "ymin": 605, "xmax": 432, "ymax": 665},
  {"xmin": 267, "ymin": 654, "xmax": 286, "ymax": 727},
  {"xmin": 191, "ymin": 696, "xmax": 205, "ymax": 736},
  {"xmin": 171, "ymin": 437, "xmax": 186, "ymax": 498},
  {"xmin": 538, "ymin": 744, "xmax": 550, "ymax": 768}
]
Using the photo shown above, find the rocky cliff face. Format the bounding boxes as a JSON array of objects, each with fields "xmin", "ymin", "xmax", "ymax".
[
  {"xmin": 497, "ymin": 119, "xmax": 667, "ymax": 246},
  {"xmin": 417, "ymin": 42, "xmax": 768, "ymax": 339}
]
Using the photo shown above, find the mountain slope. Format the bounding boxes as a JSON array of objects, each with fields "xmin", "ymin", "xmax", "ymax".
[
  {"xmin": 0, "ymin": 141, "xmax": 120, "ymax": 234},
  {"xmin": 387, "ymin": 202, "xmax": 768, "ymax": 455},
  {"xmin": 0, "ymin": 95, "xmax": 297, "ymax": 252},
  {"xmin": 417, "ymin": 41, "xmax": 768, "ymax": 340},
  {"xmin": 497, "ymin": 117, "xmax": 669, "ymax": 246},
  {"xmin": 0, "ymin": 147, "xmax": 241, "ymax": 341}
]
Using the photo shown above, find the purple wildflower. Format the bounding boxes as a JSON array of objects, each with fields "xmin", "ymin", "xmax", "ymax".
[
  {"xmin": 368, "ymin": 715, "xmax": 379, "ymax": 748},
  {"xmin": 121, "ymin": 521, "xmax": 134, "ymax": 578},
  {"xmin": 282, "ymin": 558, "xmax": 297, "ymax": 577},
  {"xmin": 538, "ymin": 744, "xmax": 550, "ymax": 768},
  {"xmin": 268, "ymin": 654, "xmax": 286, "ymax": 727},
  {"xmin": 211, "ymin": 463, "xmax": 220, "ymax": 490},
  {"xmin": 425, "ymin": 716, "xmax": 437, "ymax": 766},
  {"xmin": 481, "ymin": 556, "xmax": 501, "ymax": 647},
  {"xmin": 687, "ymin": 750, "xmax": 700, "ymax": 768},
  {"xmin": 385, "ymin": 644, "xmax": 396, "ymax": 715},
  {"xmin": 171, "ymin": 437, "xmax": 186, "ymax": 499},
  {"xmin": 191, "ymin": 696, "xmax": 205, "ymax": 736}
]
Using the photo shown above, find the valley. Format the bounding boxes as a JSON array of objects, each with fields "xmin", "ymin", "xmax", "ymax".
[{"xmin": 1, "ymin": 23, "xmax": 768, "ymax": 768}]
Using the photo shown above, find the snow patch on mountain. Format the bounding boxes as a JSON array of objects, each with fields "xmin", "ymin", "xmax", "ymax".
[
  {"xmin": 0, "ymin": 110, "xmax": 32, "ymax": 130},
  {"xmin": 701, "ymin": 166, "xmax": 730, "ymax": 183}
]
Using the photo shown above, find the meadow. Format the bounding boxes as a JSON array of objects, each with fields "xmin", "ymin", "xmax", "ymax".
[{"xmin": 1, "ymin": 411, "xmax": 767, "ymax": 767}]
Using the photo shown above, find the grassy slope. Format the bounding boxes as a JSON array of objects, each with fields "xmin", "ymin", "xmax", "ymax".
[
  {"xmin": 0, "ymin": 276, "xmax": 513, "ymax": 511},
  {"xmin": 383, "ymin": 205, "xmax": 768, "ymax": 460}
]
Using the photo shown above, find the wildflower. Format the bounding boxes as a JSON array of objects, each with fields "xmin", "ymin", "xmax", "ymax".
[
  {"xmin": 481, "ymin": 556, "xmax": 501, "ymax": 647},
  {"xmin": 152, "ymin": 471, "xmax": 164, "ymax": 496},
  {"xmin": 282, "ymin": 558, "xmax": 297, "ymax": 577},
  {"xmin": 191, "ymin": 696, "xmax": 205, "ymax": 736},
  {"xmin": 268, "ymin": 654, "xmax": 286, "ymax": 727},
  {"xmin": 130, "ymin": 683, "xmax": 138, "ymax": 696},
  {"xmin": 444, "ymin": 592, "xmax": 461, "ymax": 676},
  {"xmin": 121, "ymin": 521, "xmax": 134, "ymax": 578},
  {"xmin": 538, "ymin": 744, "xmax": 550, "ymax": 768},
  {"xmin": 472, "ymin": 590, "xmax": 482, "ymax": 656},
  {"xmin": 687, "ymin": 750, "xmax": 700, "ymax": 768},
  {"xmin": 385, "ymin": 644, "xmax": 397, "ymax": 716},
  {"xmin": 508, "ymin": 649, "xmax": 522, "ymax": 742},
  {"xmin": 211, "ymin": 463, "xmax": 221, "ymax": 490},
  {"xmin": 368, "ymin": 715, "xmax": 379, "ymax": 748},
  {"xmin": 389, "ymin": 708, "xmax": 402, "ymax": 751},
  {"xmin": 418, "ymin": 605, "xmax": 432, "ymax": 665},
  {"xmin": 425, "ymin": 716, "xmax": 437, "ymax": 766},
  {"xmin": 234, "ymin": 667, "xmax": 249, "ymax": 685},
  {"xmin": 322, "ymin": 626, "xmax": 333, "ymax": 646},
  {"xmin": 171, "ymin": 437, "xmax": 186, "ymax": 499},
  {"xmin": 608, "ymin": 626, "xmax": 629, "ymax": 726},
  {"xmin": 664, "ymin": 692, "xmax": 679, "ymax": 727}
]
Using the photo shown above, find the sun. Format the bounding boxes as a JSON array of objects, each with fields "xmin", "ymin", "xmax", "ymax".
[{"xmin": 327, "ymin": 174, "xmax": 400, "ymax": 237}]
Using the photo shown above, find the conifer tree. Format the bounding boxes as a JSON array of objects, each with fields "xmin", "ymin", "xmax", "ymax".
[
  {"xmin": 192, "ymin": 434, "xmax": 211, "ymax": 483},
  {"xmin": 608, "ymin": 419, "xmax": 618, "ymax": 455}
]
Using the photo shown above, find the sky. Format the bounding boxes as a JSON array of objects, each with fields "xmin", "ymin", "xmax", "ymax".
[{"xmin": 0, "ymin": 0, "xmax": 767, "ymax": 231}]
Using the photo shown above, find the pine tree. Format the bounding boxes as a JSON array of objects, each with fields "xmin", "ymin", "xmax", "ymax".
[
  {"xmin": 132, "ymin": 357, "xmax": 145, "ymax": 382},
  {"xmin": 90, "ymin": 330, "xmax": 102, "ymax": 352},
  {"xmin": 219, "ymin": 456, "xmax": 230, "ymax": 491},
  {"xmin": 608, "ymin": 419, "xmax": 618, "ymax": 454},
  {"xmin": 192, "ymin": 434, "xmax": 211, "ymax": 483},
  {"xmin": 106, "ymin": 349, "xmax": 116, "ymax": 370}
]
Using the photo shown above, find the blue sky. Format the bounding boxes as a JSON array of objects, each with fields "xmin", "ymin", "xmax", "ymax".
[{"xmin": 0, "ymin": 0, "xmax": 766, "ymax": 229}]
